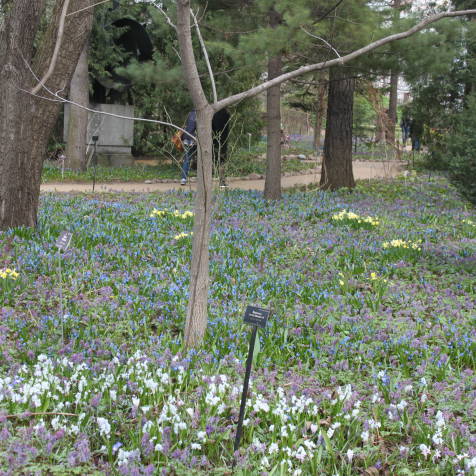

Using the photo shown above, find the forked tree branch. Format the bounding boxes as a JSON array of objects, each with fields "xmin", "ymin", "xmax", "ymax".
[
  {"xmin": 31, "ymin": 0, "xmax": 72, "ymax": 95},
  {"xmin": 191, "ymin": 9, "xmax": 218, "ymax": 104},
  {"xmin": 215, "ymin": 9, "xmax": 476, "ymax": 111}
]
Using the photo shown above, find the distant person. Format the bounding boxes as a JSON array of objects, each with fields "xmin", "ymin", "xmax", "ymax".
[
  {"xmin": 410, "ymin": 119, "xmax": 423, "ymax": 151},
  {"xmin": 400, "ymin": 116, "xmax": 411, "ymax": 146},
  {"xmin": 180, "ymin": 110, "xmax": 197, "ymax": 185}
]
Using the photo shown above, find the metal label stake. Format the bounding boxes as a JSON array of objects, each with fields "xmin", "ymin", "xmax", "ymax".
[{"xmin": 234, "ymin": 306, "xmax": 270, "ymax": 457}]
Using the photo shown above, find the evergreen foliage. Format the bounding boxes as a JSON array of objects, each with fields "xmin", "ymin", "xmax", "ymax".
[{"xmin": 444, "ymin": 94, "xmax": 476, "ymax": 204}]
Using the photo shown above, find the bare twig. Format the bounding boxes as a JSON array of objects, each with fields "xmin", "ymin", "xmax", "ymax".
[
  {"xmin": 66, "ymin": 0, "xmax": 110, "ymax": 16},
  {"xmin": 31, "ymin": 0, "xmax": 71, "ymax": 95},
  {"xmin": 21, "ymin": 85, "xmax": 196, "ymax": 142},
  {"xmin": 191, "ymin": 9, "xmax": 218, "ymax": 104},
  {"xmin": 153, "ymin": 2, "xmax": 177, "ymax": 30},
  {"xmin": 301, "ymin": 26, "xmax": 341, "ymax": 58}
]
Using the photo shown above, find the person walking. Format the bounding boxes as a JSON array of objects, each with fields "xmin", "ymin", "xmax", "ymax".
[
  {"xmin": 410, "ymin": 119, "xmax": 423, "ymax": 152},
  {"xmin": 181, "ymin": 110, "xmax": 197, "ymax": 185}
]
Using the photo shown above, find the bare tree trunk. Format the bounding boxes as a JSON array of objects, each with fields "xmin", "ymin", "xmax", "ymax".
[
  {"xmin": 66, "ymin": 42, "xmax": 89, "ymax": 171},
  {"xmin": 263, "ymin": 53, "xmax": 282, "ymax": 200},
  {"xmin": 176, "ymin": 0, "xmax": 215, "ymax": 348},
  {"xmin": 320, "ymin": 66, "xmax": 356, "ymax": 190},
  {"xmin": 263, "ymin": 7, "xmax": 282, "ymax": 200},
  {"xmin": 184, "ymin": 108, "xmax": 213, "ymax": 347},
  {"xmin": 0, "ymin": 0, "xmax": 94, "ymax": 231},
  {"xmin": 0, "ymin": 0, "xmax": 46, "ymax": 229}
]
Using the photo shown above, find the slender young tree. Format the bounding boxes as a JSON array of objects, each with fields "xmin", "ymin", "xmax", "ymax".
[{"xmin": 173, "ymin": 1, "xmax": 476, "ymax": 347}]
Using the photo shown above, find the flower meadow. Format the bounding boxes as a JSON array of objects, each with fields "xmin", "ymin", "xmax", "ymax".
[{"xmin": 0, "ymin": 176, "xmax": 475, "ymax": 475}]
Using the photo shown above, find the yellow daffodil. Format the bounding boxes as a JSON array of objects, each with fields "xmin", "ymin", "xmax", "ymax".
[
  {"xmin": 174, "ymin": 232, "xmax": 193, "ymax": 240},
  {"xmin": 0, "ymin": 268, "xmax": 19, "ymax": 280},
  {"xmin": 382, "ymin": 239, "xmax": 421, "ymax": 251},
  {"xmin": 332, "ymin": 210, "xmax": 379, "ymax": 227},
  {"xmin": 150, "ymin": 208, "xmax": 167, "ymax": 218}
]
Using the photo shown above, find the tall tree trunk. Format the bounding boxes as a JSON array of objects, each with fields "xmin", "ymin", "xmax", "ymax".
[
  {"xmin": 66, "ymin": 42, "xmax": 89, "ymax": 171},
  {"xmin": 184, "ymin": 108, "xmax": 214, "ymax": 347},
  {"xmin": 264, "ymin": 7, "xmax": 282, "ymax": 201},
  {"xmin": 176, "ymin": 0, "xmax": 215, "ymax": 348},
  {"xmin": 263, "ymin": 53, "xmax": 282, "ymax": 200},
  {"xmin": 320, "ymin": 66, "xmax": 355, "ymax": 190},
  {"xmin": 0, "ymin": 0, "xmax": 46, "ymax": 229},
  {"xmin": 0, "ymin": 0, "xmax": 94, "ymax": 231}
]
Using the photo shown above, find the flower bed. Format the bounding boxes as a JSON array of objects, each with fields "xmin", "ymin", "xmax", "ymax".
[{"xmin": 0, "ymin": 176, "xmax": 475, "ymax": 475}]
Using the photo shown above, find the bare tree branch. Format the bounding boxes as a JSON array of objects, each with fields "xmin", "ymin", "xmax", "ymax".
[
  {"xmin": 215, "ymin": 9, "xmax": 476, "ymax": 111},
  {"xmin": 301, "ymin": 26, "xmax": 341, "ymax": 58},
  {"xmin": 31, "ymin": 0, "xmax": 71, "ymax": 95},
  {"xmin": 20, "ymin": 84, "xmax": 196, "ymax": 142},
  {"xmin": 153, "ymin": 2, "xmax": 177, "ymax": 30},
  {"xmin": 66, "ymin": 0, "xmax": 109, "ymax": 16},
  {"xmin": 191, "ymin": 8, "xmax": 218, "ymax": 104}
]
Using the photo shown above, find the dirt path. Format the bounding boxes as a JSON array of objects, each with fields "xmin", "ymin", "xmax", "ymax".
[{"xmin": 40, "ymin": 160, "xmax": 406, "ymax": 193}]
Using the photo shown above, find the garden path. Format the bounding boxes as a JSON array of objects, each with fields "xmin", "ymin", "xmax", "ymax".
[{"xmin": 40, "ymin": 160, "xmax": 406, "ymax": 193}]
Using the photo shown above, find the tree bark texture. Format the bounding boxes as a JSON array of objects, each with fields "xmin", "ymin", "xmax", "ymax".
[
  {"xmin": 176, "ymin": 0, "xmax": 215, "ymax": 348},
  {"xmin": 263, "ymin": 53, "xmax": 282, "ymax": 200},
  {"xmin": 320, "ymin": 66, "xmax": 356, "ymax": 190},
  {"xmin": 0, "ymin": 0, "xmax": 94, "ymax": 230},
  {"xmin": 313, "ymin": 79, "xmax": 327, "ymax": 153},
  {"xmin": 66, "ymin": 42, "xmax": 89, "ymax": 171}
]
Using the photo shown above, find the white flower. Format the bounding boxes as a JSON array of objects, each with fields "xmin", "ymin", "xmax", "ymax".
[
  {"xmin": 397, "ymin": 400, "xmax": 408, "ymax": 411},
  {"xmin": 404, "ymin": 384, "xmax": 413, "ymax": 393},
  {"xmin": 419, "ymin": 444, "xmax": 431, "ymax": 458},
  {"xmin": 191, "ymin": 443, "xmax": 201, "ymax": 450},
  {"xmin": 421, "ymin": 393, "xmax": 427, "ymax": 403},
  {"xmin": 435, "ymin": 410, "xmax": 445, "ymax": 428},
  {"xmin": 260, "ymin": 456, "xmax": 270, "ymax": 468},
  {"xmin": 361, "ymin": 430, "xmax": 369, "ymax": 443},
  {"xmin": 346, "ymin": 448, "xmax": 355, "ymax": 462},
  {"xmin": 368, "ymin": 419, "xmax": 381, "ymax": 430},
  {"xmin": 269, "ymin": 442, "xmax": 279, "ymax": 454},
  {"xmin": 132, "ymin": 396, "xmax": 140, "ymax": 408},
  {"xmin": 97, "ymin": 417, "xmax": 111, "ymax": 438},
  {"xmin": 293, "ymin": 469, "xmax": 302, "ymax": 476},
  {"xmin": 294, "ymin": 446, "xmax": 307, "ymax": 462},
  {"xmin": 432, "ymin": 431, "xmax": 443, "ymax": 446},
  {"xmin": 310, "ymin": 423, "xmax": 318, "ymax": 433},
  {"xmin": 197, "ymin": 431, "xmax": 206, "ymax": 441}
]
